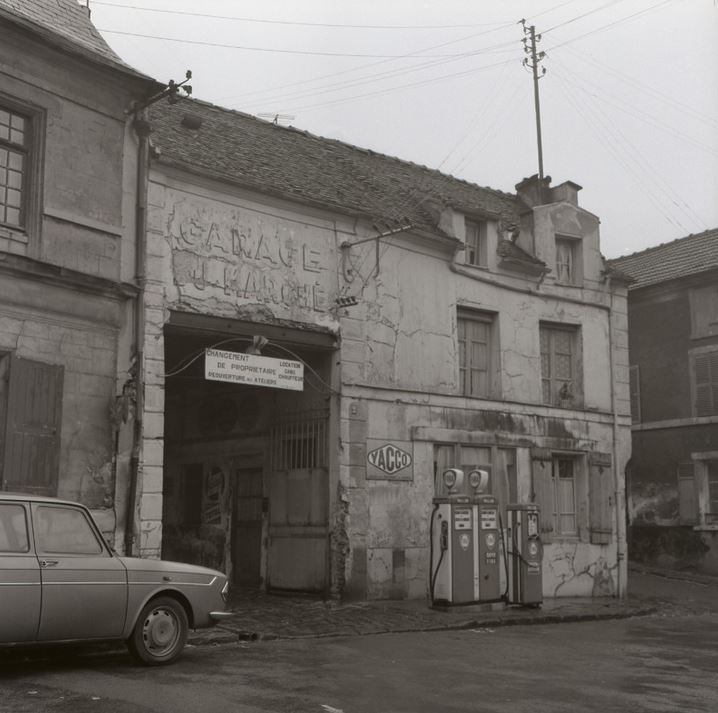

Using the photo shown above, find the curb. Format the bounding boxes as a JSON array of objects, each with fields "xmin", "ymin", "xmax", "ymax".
[{"xmin": 187, "ymin": 605, "xmax": 657, "ymax": 647}]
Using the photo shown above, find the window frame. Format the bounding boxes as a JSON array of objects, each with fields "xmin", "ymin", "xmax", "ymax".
[
  {"xmin": 554, "ymin": 234, "xmax": 582, "ymax": 286},
  {"xmin": 0, "ymin": 502, "xmax": 31, "ymax": 553},
  {"xmin": 552, "ymin": 455, "xmax": 578, "ymax": 537},
  {"xmin": 464, "ymin": 219, "xmax": 488, "ymax": 268},
  {"xmin": 34, "ymin": 504, "xmax": 107, "ymax": 556},
  {"xmin": 540, "ymin": 322, "xmax": 582, "ymax": 407},
  {"xmin": 0, "ymin": 94, "xmax": 43, "ymax": 242},
  {"xmin": 457, "ymin": 308, "xmax": 498, "ymax": 399},
  {"xmin": 689, "ymin": 347, "xmax": 718, "ymax": 417}
]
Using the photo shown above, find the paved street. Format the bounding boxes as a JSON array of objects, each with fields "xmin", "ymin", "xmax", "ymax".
[
  {"xmin": 2, "ymin": 568, "xmax": 718, "ymax": 713},
  {"xmin": 0, "ymin": 569, "xmax": 718, "ymax": 713},
  {"xmin": 1, "ymin": 613, "xmax": 717, "ymax": 713}
]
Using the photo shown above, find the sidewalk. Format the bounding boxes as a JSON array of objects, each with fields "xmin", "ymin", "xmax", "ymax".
[{"xmin": 188, "ymin": 578, "xmax": 661, "ymax": 647}]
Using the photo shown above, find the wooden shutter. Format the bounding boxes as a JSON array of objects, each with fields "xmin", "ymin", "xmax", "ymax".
[
  {"xmin": 693, "ymin": 351, "xmax": 718, "ymax": 416},
  {"xmin": 629, "ymin": 365, "xmax": 641, "ymax": 423},
  {"xmin": 2, "ymin": 355, "xmax": 64, "ymax": 496},
  {"xmin": 588, "ymin": 452, "xmax": 613, "ymax": 545},
  {"xmin": 531, "ymin": 449, "xmax": 554, "ymax": 542},
  {"xmin": 677, "ymin": 462, "xmax": 696, "ymax": 524}
]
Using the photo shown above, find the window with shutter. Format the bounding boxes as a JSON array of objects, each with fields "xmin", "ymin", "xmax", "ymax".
[
  {"xmin": 708, "ymin": 461, "xmax": 718, "ymax": 523},
  {"xmin": 531, "ymin": 453, "xmax": 555, "ymax": 541},
  {"xmin": 677, "ymin": 462, "xmax": 696, "ymax": 524},
  {"xmin": 691, "ymin": 350, "xmax": 718, "ymax": 416},
  {"xmin": 464, "ymin": 219, "xmax": 487, "ymax": 267}
]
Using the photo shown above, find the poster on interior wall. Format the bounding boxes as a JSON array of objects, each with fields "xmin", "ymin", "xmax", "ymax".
[
  {"xmin": 366, "ymin": 440, "xmax": 414, "ymax": 481},
  {"xmin": 205, "ymin": 348, "xmax": 304, "ymax": 391}
]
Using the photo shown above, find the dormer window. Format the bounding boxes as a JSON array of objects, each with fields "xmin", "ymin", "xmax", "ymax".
[
  {"xmin": 465, "ymin": 219, "xmax": 487, "ymax": 268},
  {"xmin": 555, "ymin": 235, "xmax": 582, "ymax": 285}
]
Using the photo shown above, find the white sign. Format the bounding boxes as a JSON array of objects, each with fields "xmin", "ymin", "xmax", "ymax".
[{"xmin": 204, "ymin": 349, "xmax": 304, "ymax": 391}]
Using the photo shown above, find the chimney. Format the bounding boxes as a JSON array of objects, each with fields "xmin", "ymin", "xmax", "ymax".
[
  {"xmin": 549, "ymin": 180, "xmax": 582, "ymax": 206},
  {"xmin": 515, "ymin": 174, "xmax": 552, "ymax": 207}
]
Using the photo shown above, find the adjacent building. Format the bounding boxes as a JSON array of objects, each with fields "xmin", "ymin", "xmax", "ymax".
[
  {"xmin": 127, "ymin": 98, "xmax": 632, "ymax": 600},
  {"xmin": 0, "ymin": 0, "xmax": 157, "ymax": 536},
  {"xmin": 609, "ymin": 229, "xmax": 718, "ymax": 574}
]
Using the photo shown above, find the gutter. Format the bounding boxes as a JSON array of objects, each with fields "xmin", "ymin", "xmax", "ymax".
[{"xmin": 125, "ymin": 112, "xmax": 151, "ymax": 557}]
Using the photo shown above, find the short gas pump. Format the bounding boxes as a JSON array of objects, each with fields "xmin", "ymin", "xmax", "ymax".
[
  {"xmin": 430, "ymin": 468, "xmax": 501, "ymax": 605},
  {"xmin": 506, "ymin": 503, "xmax": 543, "ymax": 606}
]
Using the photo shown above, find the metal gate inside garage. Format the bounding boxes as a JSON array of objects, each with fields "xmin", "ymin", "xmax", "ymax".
[{"xmin": 267, "ymin": 409, "xmax": 329, "ymax": 592}]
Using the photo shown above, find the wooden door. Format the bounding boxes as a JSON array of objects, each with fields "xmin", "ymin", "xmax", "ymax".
[
  {"xmin": 2, "ymin": 355, "xmax": 64, "ymax": 495},
  {"xmin": 232, "ymin": 466, "xmax": 263, "ymax": 587}
]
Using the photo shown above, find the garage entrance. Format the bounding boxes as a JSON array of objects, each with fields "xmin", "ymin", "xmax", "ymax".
[{"xmin": 160, "ymin": 313, "xmax": 336, "ymax": 593}]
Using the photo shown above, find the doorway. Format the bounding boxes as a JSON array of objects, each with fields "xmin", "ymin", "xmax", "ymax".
[{"xmin": 232, "ymin": 465, "xmax": 264, "ymax": 587}]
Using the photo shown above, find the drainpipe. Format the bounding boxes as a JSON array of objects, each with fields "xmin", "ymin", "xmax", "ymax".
[
  {"xmin": 125, "ymin": 112, "xmax": 151, "ymax": 557},
  {"xmin": 607, "ymin": 274, "xmax": 627, "ymax": 598}
]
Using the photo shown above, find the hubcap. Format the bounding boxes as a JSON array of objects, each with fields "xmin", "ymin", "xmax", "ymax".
[{"xmin": 143, "ymin": 607, "xmax": 179, "ymax": 655}]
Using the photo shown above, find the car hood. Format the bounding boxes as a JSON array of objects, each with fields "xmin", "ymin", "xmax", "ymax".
[{"xmin": 119, "ymin": 556, "xmax": 226, "ymax": 579}]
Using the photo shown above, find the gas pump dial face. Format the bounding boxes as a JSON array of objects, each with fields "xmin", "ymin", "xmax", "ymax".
[
  {"xmin": 459, "ymin": 533, "xmax": 470, "ymax": 550},
  {"xmin": 528, "ymin": 541, "xmax": 539, "ymax": 557},
  {"xmin": 485, "ymin": 533, "xmax": 496, "ymax": 548}
]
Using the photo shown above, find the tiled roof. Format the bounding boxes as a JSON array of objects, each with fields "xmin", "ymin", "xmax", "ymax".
[
  {"xmin": 148, "ymin": 99, "xmax": 522, "ymax": 234},
  {"xmin": 0, "ymin": 0, "xmax": 151, "ymax": 80},
  {"xmin": 608, "ymin": 228, "xmax": 718, "ymax": 289}
]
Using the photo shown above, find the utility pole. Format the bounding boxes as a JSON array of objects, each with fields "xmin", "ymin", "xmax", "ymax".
[{"xmin": 521, "ymin": 20, "xmax": 547, "ymax": 182}]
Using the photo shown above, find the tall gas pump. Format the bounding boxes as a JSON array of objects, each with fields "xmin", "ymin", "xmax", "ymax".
[
  {"xmin": 506, "ymin": 503, "xmax": 543, "ymax": 606},
  {"xmin": 430, "ymin": 468, "xmax": 501, "ymax": 605}
]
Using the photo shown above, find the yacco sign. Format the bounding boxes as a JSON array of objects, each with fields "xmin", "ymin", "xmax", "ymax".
[
  {"xmin": 205, "ymin": 349, "xmax": 304, "ymax": 391},
  {"xmin": 367, "ymin": 443, "xmax": 413, "ymax": 477}
]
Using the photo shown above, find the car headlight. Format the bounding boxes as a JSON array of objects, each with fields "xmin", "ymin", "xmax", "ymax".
[{"xmin": 221, "ymin": 580, "xmax": 230, "ymax": 603}]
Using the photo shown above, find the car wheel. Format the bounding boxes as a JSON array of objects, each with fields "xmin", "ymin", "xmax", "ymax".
[{"xmin": 128, "ymin": 596, "xmax": 189, "ymax": 666}]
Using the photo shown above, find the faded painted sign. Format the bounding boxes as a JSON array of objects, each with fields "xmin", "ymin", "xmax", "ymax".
[
  {"xmin": 166, "ymin": 196, "xmax": 335, "ymax": 312},
  {"xmin": 366, "ymin": 441, "xmax": 413, "ymax": 481},
  {"xmin": 205, "ymin": 349, "xmax": 304, "ymax": 391}
]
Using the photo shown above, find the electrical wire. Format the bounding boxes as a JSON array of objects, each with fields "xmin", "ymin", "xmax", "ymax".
[
  {"xmin": 96, "ymin": 27, "xmax": 519, "ymax": 59},
  {"xmin": 542, "ymin": 0, "xmax": 627, "ymax": 33},
  {"xmin": 92, "ymin": 1, "xmax": 511, "ymax": 30},
  {"xmin": 553, "ymin": 59, "xmax": 709, "ymax": 231}
]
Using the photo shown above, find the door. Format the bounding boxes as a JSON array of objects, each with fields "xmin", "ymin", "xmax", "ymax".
[
  {"xmin": 0, "ymin": 501, "xmax": 40, "ymax": 643},
  {"xmin": 2, "ymin": 355, "xmax": 64, "ymax": 495},
  {"xmin": 232, "ymin": 466, "xmax": 263, "ymax": 587},
  {"xmin": 267, "ymin": 412, "xmax": 329, "ymax": 592},
  {"xmin": 32, "ymin": 503, "xmax": 127, "ymax": 641}
]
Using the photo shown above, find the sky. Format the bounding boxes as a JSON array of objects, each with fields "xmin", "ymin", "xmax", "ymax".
[{"xmin": 88, "ymin": 0, "xmax": 718, "ymax": 258}]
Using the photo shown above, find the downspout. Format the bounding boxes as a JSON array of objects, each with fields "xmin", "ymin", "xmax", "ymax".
[
  {"xmin": 125, "ymin": 112, "xmax": 151, "ymax": 557},
  {"xmin": 606, "ymin": 274, "xmax": 627, "ymax": 598}
]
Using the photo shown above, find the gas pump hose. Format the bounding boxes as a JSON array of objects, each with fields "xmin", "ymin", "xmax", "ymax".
[
  {"xmin": 429, "ymin": 503, "xmax": 444, "ymax": 604},
  {"xmin": 498, "ymin": 512, "xmax": 510, "ymax": 601}
]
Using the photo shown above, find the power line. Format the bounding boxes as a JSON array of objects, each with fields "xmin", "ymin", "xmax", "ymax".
[
  {"xmin": 92, "ymin": 1, "xmax": 510, "ymax": 30},
  {"xmin": 542, "ymin": 0, "xmax": 627, "ymax": 33},
  {"xmin": 97, "ymin": 27, "xmax": 521, "ymax": 58}
]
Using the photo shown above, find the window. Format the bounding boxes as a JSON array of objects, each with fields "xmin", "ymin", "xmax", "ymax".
[
  {"xmin": 0, "ymin": 503, "xmax": 29, "ymax": 553},
  {"xmin": 458, "ymin": 310, "xmax": 496, "ymax": 398},
  {"xmin": 555, "ymin": 236, "xmax": 581, "ymax": 285},
  {"xmin": 690, "ymin": 349, "xmax": 718, "ymax": 416},
  {"xmin": 689, "ymin": 286, "xmax": 718, "ymax": 339},
  {"xmin": 465, "ymin": 219, "xmax": 487, "ymax": 267},
  {"xmin": 629, "ymin": 365, "xmax": 641, "ymax": 423},
  {"xmin": 0, "ymin": 106, "xmax": 29, "ymax": 229},
  {"xmin": 35, "ymin": 505, "xmax": 104, "ymax": 555},
  {"xmin": 677, "ymin": 462, "xmax": 697, "ymax": 525},
  {"xmin": 540, "ymin": 323, "xmax": 581, "ymax": 406},
  {"xmin": 552, "ymin": 457, "xmax": 578, "ymax": 536},
  {"xmin": 708, "ymin": 461, "xmax": 718, "ymax": 526}
]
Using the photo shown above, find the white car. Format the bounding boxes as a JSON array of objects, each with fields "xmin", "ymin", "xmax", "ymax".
[{"xmin": 0, "ymin": 493, "xmax": 232, "ymax": 665}]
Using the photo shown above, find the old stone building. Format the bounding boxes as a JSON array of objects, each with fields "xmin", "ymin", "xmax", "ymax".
[
  {"xmin": 125, "ymin": 97, "xmax": 632, "ymax": 600},
  {"xmin": 610, "ymin": 229, "xmax": 718, "ymax": 575},
  {"xmin": 0, "ymin": 1, "xmax": 157, "ymax": 536}
]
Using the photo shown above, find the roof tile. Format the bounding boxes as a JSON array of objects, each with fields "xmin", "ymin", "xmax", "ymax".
[{"xmin": 608, "ymin": 228, "xmax": 718, "ymax": 289}]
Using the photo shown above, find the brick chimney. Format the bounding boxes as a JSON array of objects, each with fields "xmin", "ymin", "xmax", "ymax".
[
  {"xmin": 548, "ymin": 180, "xmax": 582, "ymax": 206},
  {"xmin": 515, "ymin": 174, "xmax": 552, "ymax": 207}
]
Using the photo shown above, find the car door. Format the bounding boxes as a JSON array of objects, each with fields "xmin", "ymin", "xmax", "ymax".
[
  {"xmin": 32, "ymin": 502, "xmax": 128, "ymax": 641},
  {"xmin": 0, "ymin": 500, "xmax": 41, "ymax": 643}
]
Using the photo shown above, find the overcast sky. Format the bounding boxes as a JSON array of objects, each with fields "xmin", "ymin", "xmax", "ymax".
[{"xmin": 89, "ymin": 0, "xmax": 717, "ymax": 258}]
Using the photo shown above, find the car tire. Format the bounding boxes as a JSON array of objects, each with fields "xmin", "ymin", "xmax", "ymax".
[{"xmin": 127, "ymin": 596, "xmax": 189, "ymax": 666}]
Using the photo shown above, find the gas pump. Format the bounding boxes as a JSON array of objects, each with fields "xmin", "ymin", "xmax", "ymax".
[
  {"xmin": 430, "ymin": 468, "xmax": 501, "ymax": 605},
  {"xmin": 506, "ymin": 504, "xmax": 543, "ymax": 606}
]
